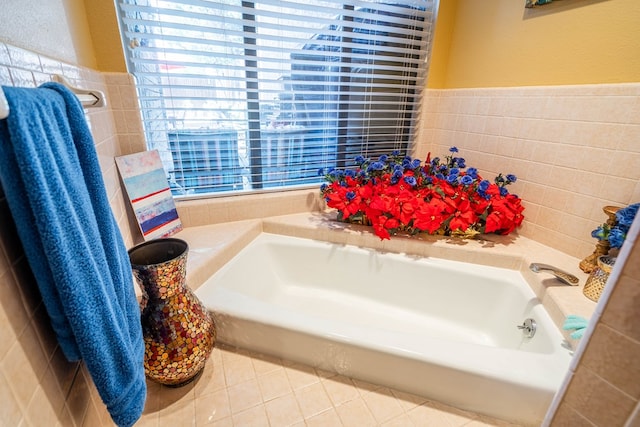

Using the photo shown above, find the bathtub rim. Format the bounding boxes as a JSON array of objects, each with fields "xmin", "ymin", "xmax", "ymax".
[{"xmin": 174, "ymin": 211, "xmax": 596, "ymax": 352}]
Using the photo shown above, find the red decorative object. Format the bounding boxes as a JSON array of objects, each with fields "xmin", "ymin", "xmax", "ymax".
[
  {"xmin": 320, "ymin": 147, "xmax": 524, "ymax": 240},
  {"xmin": 128, "ymin": 238, "xmax": 216, "ymax": 386}
]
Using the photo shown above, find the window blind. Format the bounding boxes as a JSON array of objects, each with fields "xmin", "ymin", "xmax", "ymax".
[{"xmin": 116, "ymin": 0, "xmax": 437, "ymax": 197}]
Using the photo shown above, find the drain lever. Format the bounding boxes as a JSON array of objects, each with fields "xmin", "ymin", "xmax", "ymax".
[{"xmin": 517, "ymin": 318, "xmax": 537, "ymax": 338}]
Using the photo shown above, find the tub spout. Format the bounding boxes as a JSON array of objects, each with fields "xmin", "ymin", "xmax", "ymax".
[{"xmin": 529, "ymin": 263, "xmax": 579, "ymax": 286}]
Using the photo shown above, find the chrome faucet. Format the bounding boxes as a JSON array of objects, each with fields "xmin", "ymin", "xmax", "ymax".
[{"xmin": 529, "ymin": 263, "xmax": 580, "ymax": 286}]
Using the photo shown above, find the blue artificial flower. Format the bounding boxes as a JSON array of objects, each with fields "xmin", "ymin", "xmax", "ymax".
[
  {"xmin": 345, "ymin": 169, "xmax": 356, "ymax": 178},
  {"xmin": 449, "ymin": 146, "xmax": 458, "ymax": 153},
  {"xmin": 446, "ymin": 174, "xmax": 458, "ymax": 185},
  {"xmin": 329, "ymin": 169, "xmax": 343, "ymax": 179},
  {"xmin": 392, "ymin": 169, "xmax": 403, "ymax": 180},
  {"xmin": 411, "ymin": 159, "xmax": 421, "ymax": 169},
  {"xmin": 379, "ymin": 154, "xmax": 388, "ymax": 162},
  {"xmin": 367, "ymin": 162, "xmax": 384, "ymax": 172},
  {"xmin": 391, "ymin": 150, "xmax": 400, "ymax": 156},
  {"xmin": 354, "ymin": 155, "xmax": 366, "ymax": 165},
  {"xmin": 346, "ymin": 191, "xmax": 356, "ymax": 201},
  {"xmin": 318, "ymin": 167, "xmax": 324, "ymax": 176},
  {"xmin": 457, "ymin": 158, "xmax": 466, "ymax": 168},
  {"xmin": 402, "ymin": 158, "xmax": 412, "ymax": 169},
  {"xmin": 477, "ymin": 190, "xmax": 491, "ymax": 200},
  {"xmin": 320, "ymin": 183, "xmax": 327, "ymax": 192},
  {"xmin": 460, "ymin": 175, "xmax": 474, "ymax": 186},
  {"xmin": 591, "ymin": 226, "xmax": 606, "ymax": 240},
  {"xmin": 435, "ymin": 173, "xmax": 445, "ymax": 180},
  {"xmin": 616, "ymin": 203, "xmax": 640, "ymax": 227},
  {"xmin": 449, "ymin": 168, "xmax": 460, "ymax": 176},
  {"xmin": 499, "ymin": 187, "xmax": 509, "ymax": 196},
  {"xmin": 608, "ymin": 227, "xmax": 626, "ymax": 249},
  {"xmin": 466, "ymin": 167, "xmax": 478, "ymax": 179},
  {"xmin": 506, "ymin": 174, "xmax": 517, "ymax": 183},
  {"xmin": 404, "ymin": 176, "xmax": 417, "ymax": 187},
  {"xmin": 478, "ymin": 179, "xmax": 491, "ymax": 191}
]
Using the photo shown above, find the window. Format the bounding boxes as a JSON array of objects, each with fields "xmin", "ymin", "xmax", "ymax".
[{"xmin": 116, "ymin": 0, "xmax": 437, "ymax": 197}]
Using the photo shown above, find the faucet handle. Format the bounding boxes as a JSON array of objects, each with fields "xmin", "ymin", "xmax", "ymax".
[
  {"xmin": 555, "ymin": 270, "xmax": 580, "ymax": 285},
  {"xmin": 529, "ymin": 263, "xmax": 580, "ymax": 286}
]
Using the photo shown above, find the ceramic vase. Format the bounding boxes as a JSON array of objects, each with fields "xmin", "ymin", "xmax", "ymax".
[{"xmin": 128, "ymin": 238, "xmax": 216, "ymax": 386}]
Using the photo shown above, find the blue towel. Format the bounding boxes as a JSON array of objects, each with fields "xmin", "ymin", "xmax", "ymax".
[{"xmin": 0, "ymin": 83, "xmax": 146, "ymax": 427}]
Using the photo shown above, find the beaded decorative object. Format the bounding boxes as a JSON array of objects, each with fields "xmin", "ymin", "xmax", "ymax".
[
  {"xmin": 129, "ymin": 238, "xmax": 216, "ymax": 386},
  {"xmin": 583, "ymin": 255, "xmax": 616, "ymax": 303}
]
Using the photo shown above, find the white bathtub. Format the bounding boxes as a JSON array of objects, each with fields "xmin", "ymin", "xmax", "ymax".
[{"xmin": 195, "ymin": 233, "xmax": 573, "ymax": 425}]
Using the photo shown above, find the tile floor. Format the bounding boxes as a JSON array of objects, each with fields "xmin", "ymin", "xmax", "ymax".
[{"xmin": 135, "ymin": 343, "xmax": 523, "ymax": 427}]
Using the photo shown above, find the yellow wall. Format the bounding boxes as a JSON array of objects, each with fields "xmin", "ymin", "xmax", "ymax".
[
  {"xmin": 83, "ymin": 0, "xmax": 127, "ymax": 72},
  {"xmin": 0, "ymin": 0, "xmax": 97, "ymax": 68},
  {"xmin": 429, "ymin": 0, "xmax": 640, "ymax": 88},
  {"xmin": 4, "ymin": 1, "xmax": 639, "ymax": 86}
]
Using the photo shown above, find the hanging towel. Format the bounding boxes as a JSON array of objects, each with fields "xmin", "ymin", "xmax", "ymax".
[{"xmin": 0, "ymin": 83, "xmax": 146, "ymax": 427}]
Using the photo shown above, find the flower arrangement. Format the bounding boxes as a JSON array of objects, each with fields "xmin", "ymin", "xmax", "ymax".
[
  {"xmin": 320, "ymin": 147, "xmax": 525, "ymax": 240},
  {"xmin": 591, "ymin": 202, "xmax": 639, "ymax": 249}
]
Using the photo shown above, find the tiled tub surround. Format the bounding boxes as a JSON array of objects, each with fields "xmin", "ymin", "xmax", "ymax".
[{"xmin": 415, "ymin": 84, "xmax": 640, "ymax": 260}]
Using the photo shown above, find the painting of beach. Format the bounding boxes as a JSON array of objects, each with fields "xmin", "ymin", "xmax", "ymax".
[{"xmin": 116, "ymin": 150, "xmax": 182, "ymax": 240}]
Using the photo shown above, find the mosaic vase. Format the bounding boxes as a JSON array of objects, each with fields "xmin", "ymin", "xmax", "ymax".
[{"xmin": 128, "ymin": 238, "xmax": 216, "ymax": 387}]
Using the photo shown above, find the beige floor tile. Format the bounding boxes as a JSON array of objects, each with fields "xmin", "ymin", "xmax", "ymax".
[
  {"xmin": 232, "ymin": 404, "xmax": 270, "ymax": 427},
  {"xmin": 221, "ymin": 350, "xmax": 256, "ymax": 386},
  {"xmin": 227, "ymin": 378, "xmax": 263, "ymax": 414},
  {"xmin": 203, "ymin": 416, "xmax": 233, "ymax": 427},
  {"xmin": 285, "ymin": 363, "xmax": 320, "ymax": 390},
  {"xmin": 305, "ymin": 408, "xmax": 344, "ymax": 427},
  {"xmin": 257, "ymin": 368, "xmax": 292, "ymax": 401},
  {"xmin": 390, "ymin": 388, "xmax": 429, "ymax": 411},
  {"xmin": 251, "ymin": 352, "xmax": 285, "ymax": 375},
  {"xmin": 158, "ymin": 397, "xmax": 195, "ymax": 427},
  {"xmin": 294, "ymin": 381, "xmax": 334, "ymax": 419},
  {"xmin": 321, "ymin": 375, "xmax": 360, "ymax": 406},
  {"xmin": 406, "ymin": 400, "xmax": 480, "ymax": 427},
  {"xmin": 335, "ymin": 397, "xmax": 378, "ymax": 426},
  {"xmin": 264, "ymin": 392, "xmax": 305, "ymax": 426},
  {"xmin": 361, "ymin": 387, "xmax": 405, "ymax": 424},
  {"xmin": 143, "ymin": 345, "xmax": 521, "ymax": 427},
  {"xmin": 380, "ymin": 412, "xmax": 416, "ymax": 427},
  {"xmin": 194, "ymin": 388, "xmax": 231, "ymax": 425},
  {"xmin": 193, "ymin": 360, "xmax": 226, "ymax": 398}
]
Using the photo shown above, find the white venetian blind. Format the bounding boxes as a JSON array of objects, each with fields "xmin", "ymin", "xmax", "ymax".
[{"xmin": 116, "ymin": 0, "xmax": 437, "ymax": 196}]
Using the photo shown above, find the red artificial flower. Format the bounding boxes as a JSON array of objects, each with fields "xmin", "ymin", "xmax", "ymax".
[{"xmin": 413, "ymin": 198, "xmax": 447, "ymax": 233}]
